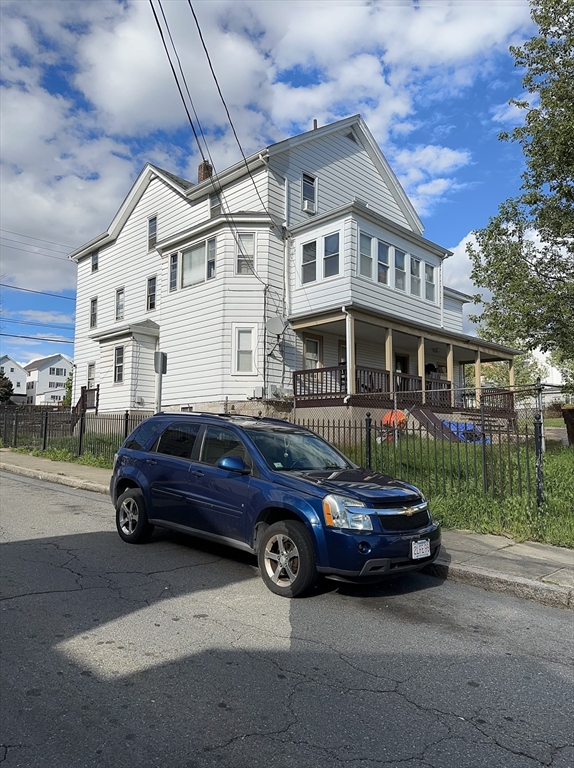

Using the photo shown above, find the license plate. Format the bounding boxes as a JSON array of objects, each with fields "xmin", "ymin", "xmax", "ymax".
[{"xmin": 411, "ymin": 539, "xmax": 431, "ymax": 559}]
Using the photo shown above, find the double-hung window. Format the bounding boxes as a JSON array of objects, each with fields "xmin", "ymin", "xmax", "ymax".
[
  {"xmin": 395, "ymin": 250, "xmax": 406, "ymax": 291},
  {"xmin": 148, "ymin": 216, "xmax": 157, "ymax": 250},
  {"xmin": 87, "ymin": 363, "xmax": 96, "ymax": 389},
  {"xmin": 377, "ymin": 242, "xmax": 389, "ymax": 284},
  {"xmin": 323, "ymin": 233, "xmax": 339, "ymax": 278},
  {"xmin": 359, "ymin": 233, "xmax": 373, "ymax": 278},
  {"xmin": 425, "ymin": 264, "xmax": 436, "ymax": 302},
  {"xmin": 169, "ymin": 254, "xmax": 178, "ymax": 291},
  {"xmin": 303, "ymin": 335, "xmax": 322, "ymax": 369},
  {"xmin": 302, "ymin": 173, "xmax": 316, "ymax": 213},
  {"xmin": 147, "ymin": 277, "xmax": 156, "ymax": 311},
  {"xmin": 91, "ymin": 251, "xmax": 99, "ymax": 272},
  {"xmin": 233, "ymin": 326, "xmax": 256, "ymax": 374},
  {"xmin": 90, "ymin": 297, "xmax": 98, "ymax": 329},
  {"xmin": 301, "ymin": 241, "xmax": 317, "ymax": 284},
  {"xmin": 114, "ymin": 346, "xmax": 124, "ymax": 383},
  {"xmin": 210, "ymin": 193, "xmax": 221, "ymax": 218},
  {"xmin": 182, "ymin": 237, "xmax": 216, "ymax": 287},
  {"xmin": 410, "ymin": 258, "xmax": 421, "ymax": 297},
  {"xmin": 236, "ymin": 233, "xmax": 254, "ymax": 275},
  {"xmin": 115, "ymin": 288, "xmax": 125, "ymax": 321}
]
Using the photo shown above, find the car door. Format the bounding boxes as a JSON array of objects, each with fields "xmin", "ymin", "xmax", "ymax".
[
  {"xmin": 188, "ymin": 425, "xmax": 252, "ymax": 543},
  {"xmin": 146, "ymin": 421, "xmax": 201, "ymax": 527}
]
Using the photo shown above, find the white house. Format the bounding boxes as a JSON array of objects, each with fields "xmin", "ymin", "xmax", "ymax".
[
  {"xmin": 0, "ymin": 355, "xmax": 27, "ymax": 403},
  {"xmin": 24, "ymin": 354, "xmax": 72, "ymax": 405},
  {"xmin": 69, "ymin": 115, "xmax": 519, "ymax": 415}
]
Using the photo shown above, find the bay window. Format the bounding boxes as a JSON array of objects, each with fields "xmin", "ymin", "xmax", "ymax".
[
  {"xmin": 182, "ymin": 237, "xmax": 216, "ymax": 287},
  {"xmin": 410, "ymin": 258, "xmax": 421, "ymax": 297},
  {"xmin": 236, "ymin": 233, "xmax": 254, "ymax": 275},
  {"xmin": 425, "ymin": 263, "xmax": 436, "ymax": 302},
  {"xmin": 395, "ymin": 250, "xmax": 406, "ymax": 291}
]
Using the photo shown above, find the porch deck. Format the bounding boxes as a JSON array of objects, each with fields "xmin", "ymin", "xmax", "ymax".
[{"xmin": 293, "ymin": 365, "xmax": 515, "ymax": 414}]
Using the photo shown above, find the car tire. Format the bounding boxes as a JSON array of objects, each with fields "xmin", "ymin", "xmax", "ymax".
[
  {"xmin": 258, "ymin": 520, "xmax": 317, "ymax": 598},
  {"xmin": 116, "ymin": 488, "xmax": 154, "ymax": 544}
]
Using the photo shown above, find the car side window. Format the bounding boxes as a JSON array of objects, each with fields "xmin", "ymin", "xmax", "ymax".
[
  {"xmin": 155, "ymin": 422, "xmax": 200, "ymax": 460},
  {"xmin": 124, "ymin": 419, "xmax": 163, "ymax": 450},
  {"xmin": 200, "ymin": 427, "xmax": 251, "ymax": 467}
]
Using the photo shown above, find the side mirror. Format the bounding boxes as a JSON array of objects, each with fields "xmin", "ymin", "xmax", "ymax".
[{"xmin": 218, "ymin": 456, "xmax": 250, "ymax": 474}]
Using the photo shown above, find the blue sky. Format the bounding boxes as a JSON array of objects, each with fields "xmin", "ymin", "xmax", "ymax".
[{"xmin": 0, "ymin": 0, "xmax": 535, "ymax": 365}]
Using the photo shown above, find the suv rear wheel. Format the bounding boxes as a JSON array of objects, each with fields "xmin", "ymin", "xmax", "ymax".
[
  {"xmin": 258, "ymin": 520, "xmax": 317, "ymax": 598},
  {"xmin": 116, "ymin": 488, "xmax": 154, "ymax": 544}
]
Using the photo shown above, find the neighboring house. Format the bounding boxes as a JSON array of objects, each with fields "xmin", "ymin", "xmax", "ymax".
[
  {"xmin": 69, "ymin": 115, "xmax": 519, "ymax": 415},
  {"xmin": 0, "ymin": 355, "xmax": 27, "ymax": 403},
  {"xmin": 24, "ymin": 354, "xmax": 73, "ymax": 405}
]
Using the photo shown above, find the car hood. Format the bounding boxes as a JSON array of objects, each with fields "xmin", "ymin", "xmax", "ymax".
[{"xmin": 274, "ymin": 468, "xmax": 423, "ymax": 505}]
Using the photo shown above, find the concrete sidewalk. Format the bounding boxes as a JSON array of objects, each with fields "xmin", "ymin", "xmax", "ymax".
[{"xmin": 1, "ymin": 448, "xmax": 572, "ymax": 609}]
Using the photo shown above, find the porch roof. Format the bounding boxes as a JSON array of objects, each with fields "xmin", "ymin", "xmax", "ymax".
[{"xmin": 288, "ymin": 305, "xmax": 522, "ymax": 362}]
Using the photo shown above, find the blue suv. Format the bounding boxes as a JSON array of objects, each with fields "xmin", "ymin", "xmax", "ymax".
[{"xmin": 111, "ymin": 413, "xmax": 441, "ymax": 597}]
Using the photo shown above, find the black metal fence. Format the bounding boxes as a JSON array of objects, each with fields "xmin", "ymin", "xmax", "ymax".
[{"xmin": 0, "ymin": 408, "xmax": 149, "ymax": 464}]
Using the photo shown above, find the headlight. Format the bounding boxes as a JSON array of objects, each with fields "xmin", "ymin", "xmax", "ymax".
[{"xmin": 322, "ymin": 494, "xmax": 373, "ymax": 531}]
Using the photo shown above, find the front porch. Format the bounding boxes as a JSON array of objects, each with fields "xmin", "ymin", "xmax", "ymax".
[
  {"xmin": 293, "ymin": 365, "xmax": 514, "ymax": 413},
  {"xmin": 289, "ymin": 307, "xmax": 519, "ymax": 414}
]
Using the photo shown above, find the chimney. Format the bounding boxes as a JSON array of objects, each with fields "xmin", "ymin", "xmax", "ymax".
[{"xmin": 198, "ymin": 160, "xmax": 213, "ymax": 183}]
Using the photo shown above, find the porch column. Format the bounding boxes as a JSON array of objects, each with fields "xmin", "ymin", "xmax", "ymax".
[
  {"xmin": 475, "ymin": 350, "xmax": 482, "ymax": 406},
  {"xmin": 385, "ymin": 328, "xmax": 393, "ymax": 395},
  {"xmin": 345, "ymin": 310, "xmax": 356, "ymax": 396},
  {"xmin": 418, "ymin": 336, "xmax": 426, "ymax": 404},
  {"xmin": 509, "ymin": 358, "xmax": 515, "ymax": 389},
  {"xmin": 447, "ymin": 344, "xmax": 454, "ymax": 407}
]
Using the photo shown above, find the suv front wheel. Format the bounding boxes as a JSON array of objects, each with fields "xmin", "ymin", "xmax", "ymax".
[{"xmin": 258, "ymin": 520, "xmax": 317, "ymax": 598}]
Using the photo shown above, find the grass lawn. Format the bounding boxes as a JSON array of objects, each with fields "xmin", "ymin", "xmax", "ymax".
[{"xmin": 544, "ymin": 417, "xmax": 567, "ymax": 428}]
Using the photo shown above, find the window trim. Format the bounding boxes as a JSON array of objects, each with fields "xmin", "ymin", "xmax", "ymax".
[
  {"xmin": 181, "ymin": 236, "xmax": 217, "ymax": 288},
  {"xmin": 146, "ymin": 275, "xmax": 157, "ymax": 311},
  {"xmin": 89, "ymin": 297, "xmax": 98, "ymax": 329},
  {"xmin": 114, "ymin": 346, "xmax": 124, "ymax": 384},
  {"xmin": 148, "ymin": 215, "xmax": 157, "ymax": 251},
  {"xmin": 235, "ymin": 232, "xmax": 255, "ymax": 276},
  {"xmin": 115, "ymin": 287, "xmax": 125, "ymax": 321},
  {"xmin": 301, "ymin": 172, "xmax": 317, "ymax": 213},
  {"xmin": 232, "ymin": 323, "xmax": 257, "ymax": 376},
  {"xmin": 302, "ymin": 333, "xmax": 323, "ymax": 370}
]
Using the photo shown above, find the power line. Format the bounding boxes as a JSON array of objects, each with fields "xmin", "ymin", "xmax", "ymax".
[
  {"xmin": 0, "ymin": 236, "xmax": 69, "ymax": 254},
  {"xmin": 0, "ymin": 333, "xmax": 73, "ymax": 344},
  {"xmin": 1, "ymin": 318, "xmax": 75, "ymax": 331},
  {"xmin": 0, "ymin": 283, "xmax": 76, "ymax": 301},
  {"xmin": 0, "ymin": 228, "xmax": 75, "ymax": 249},
  {"xmin": 0, "ymin": 243, "xmax": 70, "ymax": 262},
  {"xmin": 186, "ymin": 0, "xmax": 277, "ymax": 229}
]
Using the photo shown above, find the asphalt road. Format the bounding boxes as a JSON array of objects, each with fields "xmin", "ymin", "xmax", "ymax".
[{"xmin": 1, "ymin": 471, "xmax": 573, "ymax": 768}]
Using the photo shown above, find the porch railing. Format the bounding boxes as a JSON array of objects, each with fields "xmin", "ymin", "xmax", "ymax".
[{"xmin": 293, "ymin": 365, "xmax": 391, "ymax": 400}]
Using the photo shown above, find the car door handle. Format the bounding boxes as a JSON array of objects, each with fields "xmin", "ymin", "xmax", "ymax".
[
  {"xmin": 191, "ymin": 470, "xmax": 204, "ymax": 478},
  {"xmin": 145, "ymin": 459, "xmax": 157, "ymax": 465}
]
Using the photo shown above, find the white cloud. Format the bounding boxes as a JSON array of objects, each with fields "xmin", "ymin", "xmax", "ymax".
[{"xmin": 0, "ymin": 0, "xmax": 535, "ymax": 297}]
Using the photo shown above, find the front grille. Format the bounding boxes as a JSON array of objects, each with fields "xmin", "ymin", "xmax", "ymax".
[{"xmin": 378, "ymin": 510, "xmax": 430, "ymax": 532}]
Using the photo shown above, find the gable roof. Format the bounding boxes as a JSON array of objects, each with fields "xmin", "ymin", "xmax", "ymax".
[
  {"xmin": 68, "ymin": 114, "xmax": 424, "ymax": 261},
  {"xmin": 24, "ymin": 354, "xmax": 71, "ymax": 372}
]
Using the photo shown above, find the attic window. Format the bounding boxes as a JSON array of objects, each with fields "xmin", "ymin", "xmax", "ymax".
[
  {"xmin": 345, "ymin": 131, "xmax": 357, "ymax": 144},
  {"xmin": 148, "ymin": 216, "xmax": 157, "ymax": 250},
  {"xmin": 302, "ymin": 173, "xmax": 316, "ymax": 214},
  {"xmin": 91, "ymin": 251, "xmax": 99, "ymax": 272}
]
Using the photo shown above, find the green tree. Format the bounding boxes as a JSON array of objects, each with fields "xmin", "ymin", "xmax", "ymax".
[
  {"xmin": 63, "ymin": 369, "xmax": 73, "ymax": 407},
  {"xmin": 467, "ymin": 0, "xmax": 574, "ymax": 360},
  {"xmin": 0, "ymin": 372, "xmax": 14, "ymax": 403}
]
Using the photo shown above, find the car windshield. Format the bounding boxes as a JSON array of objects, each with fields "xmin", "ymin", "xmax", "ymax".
[{"xmin": 244, "ymin": 428, "xmax": 353, "ymax": 472}]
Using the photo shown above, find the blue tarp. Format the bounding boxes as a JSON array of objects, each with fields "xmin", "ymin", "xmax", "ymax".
[{"xmin": 441, "ymin": 420, "xmax": 491, "ymax": 444}]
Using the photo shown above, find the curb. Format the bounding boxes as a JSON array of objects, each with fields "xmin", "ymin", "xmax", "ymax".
[
  {"xmin": 0, "ymin": 462, "xmax": 109, "ymax": 496},
  {"xmin": 2, "ymin": 462, "xmax": 572, "ymax": 611},
  {"xmin": 423, "ymin": 560, "xmax": 573, "ymax": 611}
]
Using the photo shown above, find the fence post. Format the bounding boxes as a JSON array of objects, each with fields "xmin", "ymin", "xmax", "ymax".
[
  {"xmin": 124, "ymin": 410, "xmax": 130, "ymax": 439},
  {"xmin": 534, "ymin": 412, "xmax": 544, "ymax": 509},
  {"xmin": 536, "ymin": 377, "xmax": 545, "ymax": 453},
  {"xmin": 42, "ymin": 411, "xmax": 49, "ymax": 451},
  {"xmin": 77, "ymin": 412, "xmax": 85, "ymax": 457},
  {"xmin": 480, "ymin": 403, "xmax": 488, "ymax": 494},
  {"xmin": 2, "ymin": 409, "xmax": 8, "ymax": 447},
  {"xmin": 13, "ymin": 411, "xmax": 19, "ymax": 449},
  {"xmin": 365, "ymin": 412, "xmax": 372, "ymax": 470}
]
